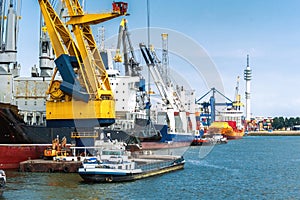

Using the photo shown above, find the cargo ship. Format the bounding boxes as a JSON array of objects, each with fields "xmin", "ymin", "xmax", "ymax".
[
  {"xmin": 211, "ymin": 107, "xmax": 245, "ymax": 139},
  {"xmin": 194, "ymin": 71, "xmax": 246, "ymax": 140},
  {"xmin": 208, "ymin": 121, "xmax": 244, "ymax": 140},
  {"xmin": 0, "ymin": 102, "xmax": 77, "ymax": 169}
]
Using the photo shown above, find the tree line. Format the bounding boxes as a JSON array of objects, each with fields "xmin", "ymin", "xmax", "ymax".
[{"xmin": 271, "ymin": 117, "xmax": 300, "ymax": 130}]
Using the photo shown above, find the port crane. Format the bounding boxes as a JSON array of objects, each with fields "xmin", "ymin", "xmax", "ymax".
[
  {"xmin": 114, "ymin": 18, "xmax": 141, "ymax": 77},
  {"xmin": 113, "ymin": 18, "xmax": 147, "ymax": 113},
  {"xmin": 196, "ymin": 76, "xmax": 244, "ymax": 125},
  {"xmin": 195, "ymin": 87, "xmax": 233, "ymax": 124},
  {"xmin": 38, "ymin": 0, "xmax": 128, "ymax": 127},
  {"xmin": 232, "ymin": 76, "xmax": 244, "ymax": 110},
  {"xmin": 140, "ymin": 43, "xmax": 188, "ymax": 133}
]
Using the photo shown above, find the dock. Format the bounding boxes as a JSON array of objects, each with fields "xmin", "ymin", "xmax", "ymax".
[
  {"xmin": 19, "ymin": 159, "xmax": 82, "ymax": 173},
  {"xmin": 247, "ymin": 131, "xmax": 300, "ymax": 136}
]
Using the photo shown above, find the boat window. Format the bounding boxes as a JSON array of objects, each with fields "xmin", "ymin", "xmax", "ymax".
[{"xmin": 102, "ymin": 150, "xmax": 122, "ymax": 155}]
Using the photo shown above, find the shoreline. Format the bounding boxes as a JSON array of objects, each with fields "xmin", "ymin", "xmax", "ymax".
[{"xmin": 247, "ymin": 131, "xmax": 300, "ymax": 136}]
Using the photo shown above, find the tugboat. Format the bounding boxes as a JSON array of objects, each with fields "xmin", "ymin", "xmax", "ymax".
[
  {"xmin": 0, "ymin": 170, "xmax": 6, "ymax": 196},
  {"xmin": 191, "ymin": 133, "xmax": 227, "ymax": 146}
]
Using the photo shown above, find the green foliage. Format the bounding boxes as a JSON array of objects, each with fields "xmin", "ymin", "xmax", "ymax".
[{"xmin": 272, "ymin": 117, "xmax": 300, "ymax": 130}]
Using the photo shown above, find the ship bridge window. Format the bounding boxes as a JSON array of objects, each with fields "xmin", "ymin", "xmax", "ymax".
[
  {"xmin": 101, "ymin": 95, "xmax": 112, "ymax": 100},
  {"xmin": 42, "ymin": 41, "xmax": 48, "ymax": 53}
]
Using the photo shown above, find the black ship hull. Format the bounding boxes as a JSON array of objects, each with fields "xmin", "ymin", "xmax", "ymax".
[{"xmin": 0, "ymin": 103, "xmax": 76, "ymax": 144}]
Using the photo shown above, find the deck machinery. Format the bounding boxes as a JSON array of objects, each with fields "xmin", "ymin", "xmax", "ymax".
[{"xmin": 38, "ymin": 0, "xmax": 128, "ymax": 128}]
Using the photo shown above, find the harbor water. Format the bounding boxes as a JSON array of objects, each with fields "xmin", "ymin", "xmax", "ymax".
[{"xmin": 2, "ymin": 136, "xmax": 300, "ymax": 199}]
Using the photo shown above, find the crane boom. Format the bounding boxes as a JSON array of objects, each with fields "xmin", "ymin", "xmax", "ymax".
[
  {"xmin": 64, "ymin": 0, "xmax": 102, "ymax": 97},
  {"xmin": 114, "ymin": 18, "xmax": 140, "ymax": 76},
  {"xmin": 140, "ymin": 43, "xmax": 189, "ymax": 133},
  {"xmin": 64, "ymin": 1, "xmax": 128, "ymax": 94},
  {"xmin": 38, "ymin": 0, "xmax": 79, "ymax": 57},
  {"xmin": 38, "ymin": 0, "xmax": 128, "ymax": 128},
  {"xmin": 113, "ymin": 19, "xmax": 125, "ymax": 63},
  {"xmin": 140, "ymin": 43, "xmax": 185, "ymax": 112}
]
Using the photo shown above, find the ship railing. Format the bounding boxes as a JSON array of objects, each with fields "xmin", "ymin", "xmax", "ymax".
[
  {"xmin": 71, "ymin": 131, "xmax": 98, "ymax": 138},
  {"xmin": 138, "ymin": 160, "xmax": 174, "ymax": 171}
]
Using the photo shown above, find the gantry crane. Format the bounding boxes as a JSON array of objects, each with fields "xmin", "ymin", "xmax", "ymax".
[
  {"xmin": 195, "ymin": 87, "xmax": 233, "ymax": 124},
  {"xmin": 38, "ymin": 0, "xmax": 128, "ymax": 128}
]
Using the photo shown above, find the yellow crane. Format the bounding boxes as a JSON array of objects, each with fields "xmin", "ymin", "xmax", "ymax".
[
  {"xmin": 38, "ymin": 0, "xmax": 128, "ymax": 127},
  {"xmin": 232, "ymin": 76, "xmax": 244, "ymax": 110}
]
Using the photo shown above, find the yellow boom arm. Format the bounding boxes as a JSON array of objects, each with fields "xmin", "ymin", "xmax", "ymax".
[{"xmin": 38, "ymin": 0, "xmax": 128, "ymax": 128}]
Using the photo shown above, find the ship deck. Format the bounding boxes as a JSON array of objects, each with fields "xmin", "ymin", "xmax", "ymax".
[{"xmin": 19, "ymin": 159, "xmax": 82, "ymax": 173}]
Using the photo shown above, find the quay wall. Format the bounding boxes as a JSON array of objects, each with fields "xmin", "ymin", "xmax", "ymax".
[{"xmin": 248, "ymin": 131, "xmax": 300, "ymax": 136}]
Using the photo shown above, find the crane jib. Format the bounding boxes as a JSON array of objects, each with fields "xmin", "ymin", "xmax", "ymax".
[{"xmin": 55, "ymin": 54, "xmax": 89, "ymax": 102}]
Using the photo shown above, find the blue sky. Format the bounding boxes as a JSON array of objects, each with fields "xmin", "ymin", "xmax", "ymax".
[{"xmin": 17, "ymin": 0, "xmax": 300, "ymax": 117}]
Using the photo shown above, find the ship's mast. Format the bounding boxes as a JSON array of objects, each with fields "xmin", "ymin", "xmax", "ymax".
[
  {"xmin": 38, "ymin": 15, "xmax": 54, "ymax": 77},
  {"xmin": 0, "ymin": 0, "xmax": 6, "ymax": 52},
  {"xmin": 0, "ymin": 0, "xmax": 21, "ymax": 77}
]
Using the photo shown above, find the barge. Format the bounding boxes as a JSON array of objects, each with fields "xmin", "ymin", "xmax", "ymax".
[{"xmin": 78, "ymin": 153, "xmax": 185, "ymax": 183}]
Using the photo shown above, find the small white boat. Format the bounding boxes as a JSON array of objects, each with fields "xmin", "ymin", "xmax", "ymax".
[
  {"xmin": 0, "ymin": 170, "xmax": 6, "ymax": 196},
  {"xmin": 192, "ymin": 133, "xmax": 227, "ymax": 146},
  {"xmin": 211, "ymin": 134, "xmax": 228, "ymax": 144}
]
